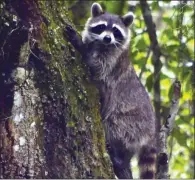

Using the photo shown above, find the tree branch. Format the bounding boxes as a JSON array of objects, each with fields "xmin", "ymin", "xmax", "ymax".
[
  {"xmin": 139, "ymin": 2, "xmax": 182, "ymax": 178},
  {"xmin": 140, "ymin": 0, "xmax": 162, "ymax": 133},
  {"xmin": 156, "ymin": 80, "xmax": 181, "ymax": 179}
]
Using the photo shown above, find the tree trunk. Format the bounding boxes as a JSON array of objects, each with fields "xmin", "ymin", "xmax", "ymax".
[{"xmin": 0, "ymin": 0, "xmax": 114, "ymax": 178}]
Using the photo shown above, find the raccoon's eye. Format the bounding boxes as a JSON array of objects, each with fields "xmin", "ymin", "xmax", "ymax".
[
  {"xmin": 113, "ymin": 27, "xmax": 123, "ymax": 40},
  {"xmin": 90, "ymin": 24, "xmax": 106, "ymax": 34}
]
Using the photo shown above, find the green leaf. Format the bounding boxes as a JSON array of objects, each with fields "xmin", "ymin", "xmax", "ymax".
[
  {"xmin": 163, "ymin": 0, "xmax": 171, "ymax": 2},
  {"xmin": 168, "ymin": 83, "xmax": 174, "ymax": 100},
  {"xmin": 146, "ymin": 74, "xmax": 153, "ymax": 92},
  {"xmin": 173, "ymin": 129, "xmax": 188, "ymax": 147},
  {"xmin": 151, "ymin": 1, "xmax": 159, "ymax": 10},
  {"xmin": 162, "ymin": 17, "xmax": 173, "ymax": 26},
  {"xmin": 136, "ymin": 38, "xmax": 147, "ymax": 50}
]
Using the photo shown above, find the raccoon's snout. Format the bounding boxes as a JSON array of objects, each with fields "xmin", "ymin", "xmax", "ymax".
[{"xmin": 103, "ymin": 35, "xmax": 111, "ymax": 44}]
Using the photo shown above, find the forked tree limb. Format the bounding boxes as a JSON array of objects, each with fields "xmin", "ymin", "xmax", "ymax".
[{"xmin": 156, "ymin": 80, "xmax": 181, "ymax": 179}]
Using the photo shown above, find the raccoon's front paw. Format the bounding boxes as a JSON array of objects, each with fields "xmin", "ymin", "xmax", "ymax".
[
  {"xmin": 64, "ymin": 25, "xmax": 84, "ymax": 54},
  {"xmin": 64, "ymin": 25, "xmax": 77, "ymax": 42}
]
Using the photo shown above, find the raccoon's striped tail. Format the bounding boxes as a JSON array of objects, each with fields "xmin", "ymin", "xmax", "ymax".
[{"xmin": 138, "ymin": 146, "xmax": 156, "ymax": 179}]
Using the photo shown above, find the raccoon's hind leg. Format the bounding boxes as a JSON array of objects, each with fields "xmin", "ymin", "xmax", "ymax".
[
  {"xmin": 138, "ymin": 145, "xmax": 157, "ymax": 179},
  {"xmin": 107, "ymin": 144, "xmax": 133, "ymax": 179}
]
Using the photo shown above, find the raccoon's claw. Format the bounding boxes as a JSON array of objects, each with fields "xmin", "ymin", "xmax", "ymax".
[
  {"xmin": 64, "ymin": 25, "xmax": 77, "ymax": 41},
  {"xmin": 64, "ymin": 24, "xmax": 84, "ymax": 54}
]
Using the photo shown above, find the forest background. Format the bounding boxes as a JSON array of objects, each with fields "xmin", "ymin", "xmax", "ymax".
[{"xmin": 0, "ymin": 0, "xmax": 194, "ymax": 179}]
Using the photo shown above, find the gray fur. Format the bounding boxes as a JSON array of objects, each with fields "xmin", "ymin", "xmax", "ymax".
[
  {"xmin": 65, "ymin": 3, "xmax": 156, "ymax": 179},
  {"xmin": 84, "ymin": 42, "xmax": 156, "ymax": 151}
]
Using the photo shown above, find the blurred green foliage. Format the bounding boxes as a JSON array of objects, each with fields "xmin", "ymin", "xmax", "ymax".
[{"xmin": 67, "ymin": 0, "xmax": 194, "ymax": 178}]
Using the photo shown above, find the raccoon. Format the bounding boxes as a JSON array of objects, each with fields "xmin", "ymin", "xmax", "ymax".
[{"xmin": 65, "ymin": 2, "xmax": 156, "ymax": 179}]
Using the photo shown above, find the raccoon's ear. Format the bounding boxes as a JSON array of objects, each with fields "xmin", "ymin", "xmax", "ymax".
[
  {"xmin": 91, "ymin": 3, "xmax": 103, "ymax": 17},
  {"xmin": 122, "ymin": 12, "xmax": 135, "ymax": 27}
]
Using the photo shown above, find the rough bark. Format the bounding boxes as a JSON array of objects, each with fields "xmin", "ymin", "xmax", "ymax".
[
  {"xmin": 156, "ymin": 80, "xmax": 181, "ymax": 179},
  {"xmin": 0, "ymin": 0, "xmax": 114, "ymax": 178}
]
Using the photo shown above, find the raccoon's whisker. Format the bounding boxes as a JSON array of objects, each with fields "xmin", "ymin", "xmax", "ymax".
[
  {"xmin": 88, "ymin": 32, "xmax": 100, "ymax": 38},
  {"xmin": 113, "ymin": 43, "xmax": 118, "ymax": 49},
  {"xmin": 117, "ymin": 39, "xmax": 123, "ymax": 43},
  {"xmin": 113, "ymin": 42, "xmax": 122, "ymax": 51},
  {"xmin": 115, "ymin": 41, "xmax": 125, "ymax": 49},
  {"xmin": 115, "ymin": 41, "xmax": 123, "ymax": 46},
  {"xmin": 116, "ymin": 40, "xmax": 126, "ymax": 47},
  {"xmin": 88, "ymin": 32, "xmax": 101, "ymax": 40}
]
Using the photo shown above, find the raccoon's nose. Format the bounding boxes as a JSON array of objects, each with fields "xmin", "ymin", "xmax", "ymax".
[{"xmin": 103, "ymin": 35, "xmax": 111, "ymax": 43}]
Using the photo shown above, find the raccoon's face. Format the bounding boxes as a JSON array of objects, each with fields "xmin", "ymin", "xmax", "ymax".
[{"xmin": 82, "ymin": 3, "xmax": 134, "ymax": 50}]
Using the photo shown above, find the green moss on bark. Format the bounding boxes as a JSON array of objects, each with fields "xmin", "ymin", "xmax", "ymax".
[{"xmin": 34, "ymin": 0, "xmax": 114, "ymax": 178}]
